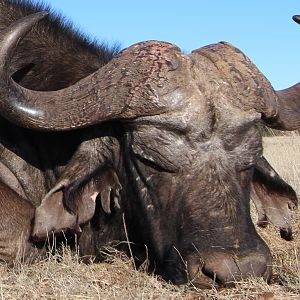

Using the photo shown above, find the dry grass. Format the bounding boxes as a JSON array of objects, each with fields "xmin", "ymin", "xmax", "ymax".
[{"xmin": 0, "ymin": 136, "xmax": 299, "ymax": 299}]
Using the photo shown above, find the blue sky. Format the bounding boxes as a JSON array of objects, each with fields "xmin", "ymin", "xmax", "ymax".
[{"xmin": 42, "ymin": 1, "xmax": 298, "ymax": 90}]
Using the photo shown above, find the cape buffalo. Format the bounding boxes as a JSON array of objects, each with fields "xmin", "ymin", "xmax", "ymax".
[{"xmin": 0, "ymin": 0, "xmax": 298, "ymax": 287}]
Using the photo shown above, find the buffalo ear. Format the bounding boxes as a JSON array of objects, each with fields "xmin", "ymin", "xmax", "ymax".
[
  {"xmin": 32, "ymin": 168, "xmax": 122, "ymax": 241},
  {"xmin": 32, "ymin": 190, "xmax": 78, "ymax": 240},
  {"xmin": 251, "ymin": 157, "xmax": 297, "ymax": 240},
  {"xmin": 32, "ymin": 180, "xmax": 96, "ymax": 241}
]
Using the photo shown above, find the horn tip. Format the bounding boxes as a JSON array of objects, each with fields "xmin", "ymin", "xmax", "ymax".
[
  {"xmin": 292, "ymin": 15, "xmax": 300, "ymax": 25},
  {"xmin": 38, "ymin": 11, "xmax": 49, "ymax": 18},
  {"xmin": 30, "ymin": 11, "xmax": 49, "ymax": 23}
]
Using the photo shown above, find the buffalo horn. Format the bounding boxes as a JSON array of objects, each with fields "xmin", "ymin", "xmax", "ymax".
[
  {"xmin": 2, "ymin": 13, "xmax": 299, "ymax": 132},
  {"xmin": 0, "ymin": 13, "xmax": 176, "ymax": 131}
]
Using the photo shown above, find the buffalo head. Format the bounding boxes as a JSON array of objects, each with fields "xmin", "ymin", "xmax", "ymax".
[{"xmin": 0, "ymin": 13, "xmax": 299, "ymax": 287}]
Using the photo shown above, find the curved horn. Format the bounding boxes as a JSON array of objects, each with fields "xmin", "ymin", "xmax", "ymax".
[{"xmin": 0, "ymin": 13, "xmax": 183, "ymax": 131}]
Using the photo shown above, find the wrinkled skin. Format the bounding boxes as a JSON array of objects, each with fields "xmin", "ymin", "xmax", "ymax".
[{"xmin": 0, "ymin": 2, "xmax": 299, "ymax": 287}]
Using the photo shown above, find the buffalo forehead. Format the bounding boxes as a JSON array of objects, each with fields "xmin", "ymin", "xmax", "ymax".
[{"xmin": 129, "ymin": 114, "xmax": 262, "ymax": 174}]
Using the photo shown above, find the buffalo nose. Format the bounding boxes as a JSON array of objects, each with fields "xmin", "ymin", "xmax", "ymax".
[{"xmin": 202, "ymin": 251, "xmax": 272, "ymax": 286}]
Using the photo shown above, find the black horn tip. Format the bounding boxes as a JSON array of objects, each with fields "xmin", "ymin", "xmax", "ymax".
[{"xmin": 292, "ymin": 15, "xmax": 300, "ymax": 25}]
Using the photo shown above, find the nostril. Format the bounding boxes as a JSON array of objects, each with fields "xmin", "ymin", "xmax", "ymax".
[
  {"xmin": 202, "ymin": 252, "xmax": 271, "ymax": 286},
  {"xmin": 202, "ymin": 256, "xmax": 239, "ymax": 286}
]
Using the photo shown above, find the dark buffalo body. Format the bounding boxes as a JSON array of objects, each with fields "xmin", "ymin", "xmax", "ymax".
[{"xmin": 0, "ymin": 0, "xmax": 299, "ymax": 288}]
